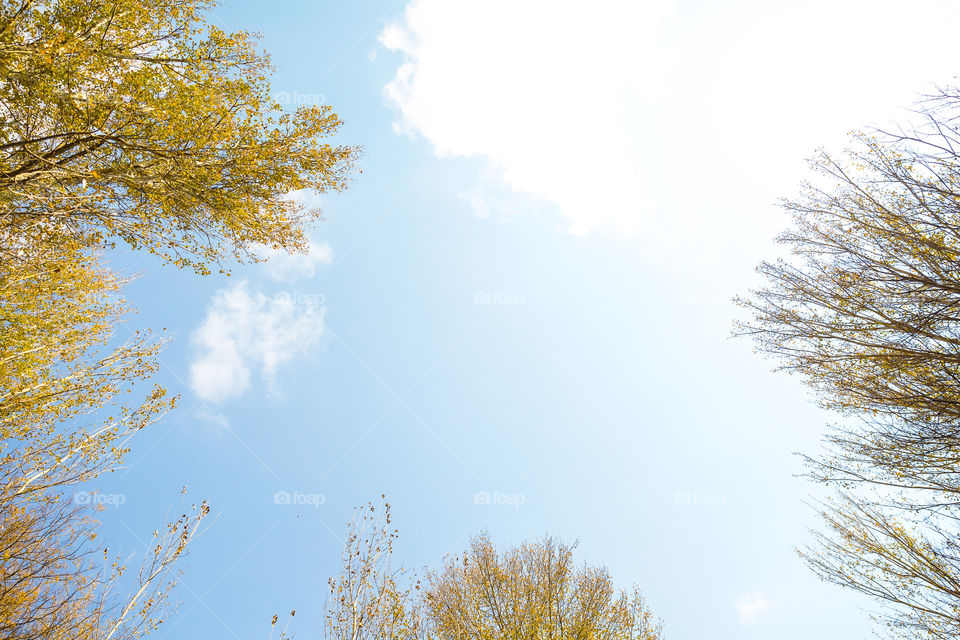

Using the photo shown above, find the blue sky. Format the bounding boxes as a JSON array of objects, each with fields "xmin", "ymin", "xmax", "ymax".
[{"xmin": 89, "ymin": 1, "xmax": 960, "ymax": 638}]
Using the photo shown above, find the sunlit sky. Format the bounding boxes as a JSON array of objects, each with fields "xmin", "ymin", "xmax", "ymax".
[{"xmin": 94, "ymin": 1, "xmax": 960, "ymax": 638}]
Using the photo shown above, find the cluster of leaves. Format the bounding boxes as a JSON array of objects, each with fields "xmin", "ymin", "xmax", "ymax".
[
  {"xmin": 424, "ymin": 535, "xmax": 661, "ymax": 640},
  {"xmin": 0, "ymin": 0, "xmax": 356, "ymax": 636},
  {"xmin": 323, "ymin": 499, "xmax": 663, "ymax": 640},
  {"xmin": 737, "ymin": 87, "xmax": 960, "ymax": 638},
  {"xmin": 1, "ymin": 0, "xmax": 356, "ymax": 274},
  {"xmin": 0, "ymin": 482, "xmax": 210, "ymax": 640}
]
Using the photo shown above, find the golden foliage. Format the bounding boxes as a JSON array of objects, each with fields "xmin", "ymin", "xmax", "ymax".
[
  {"xmin": 0, "ymin": 0, "xmax": 357, "ymax": 274},
  {"xmin": 424, "ymin": 535, "xmax": 661, "ymax": 640},
  {"xmin": 0, "ymin": 0, "xmax": 358, "ymax": 636},
  {"xmin": 324, "ymin": 500, "xmax": 663, "ymax": 640},
  {"xmin": 0, "ymin": 234, "xmax": 169, "ymax": 498},
  {"xmin": 0, "ymin": 491, "xmax": 208, "ymax": 640},
  {"xmin": 737, "ymin": 86, "xmax": 960, "ymax": 638}
]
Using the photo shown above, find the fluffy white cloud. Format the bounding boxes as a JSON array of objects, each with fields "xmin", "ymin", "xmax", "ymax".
[
  {"xmin": 733, "ymin": 591, "xmax": 768, "ymax": 626},
  {"xmin": 249, "ymin": 189, "xmax": 334, "ymax": 281},
  {"xmin": 253, "ymin": 239, "xmax": 334, "ymax": 282},
  {"xmin": 381, "ymin": 0, "xmax": 960, "ymax": 240},
  {"xmin": 381, "ymin": 0, "xmax": 673, "ymax": 234},
  {"xmin": 195, "ymin": 407, "xmax": 231, "ymax": 433},
  {"xmin": 189, "ymin": 282, "xmax": 326, "ymax": 403}
]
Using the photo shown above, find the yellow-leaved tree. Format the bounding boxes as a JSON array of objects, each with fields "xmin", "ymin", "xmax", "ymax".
[
  {"xmin": 737, "ymin": 86, "xmax": 960, "ymax": 639},
  {"xmin": 322, "ymin": 500, "xmax": 663, "ymax": 640},
  {"xmin": 0, "ymin": 0, "xmax": 358, "ymax": 635},
  {"xmin": 1, "ymin": 0, "xmax": 356, "ymax": 273}
]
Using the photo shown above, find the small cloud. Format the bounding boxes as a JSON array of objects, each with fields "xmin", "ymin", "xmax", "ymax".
[
  {"xmin": 457, "ymin": 173, "xmax": 555, "ymax": 225},
  {"xmin": 284, "ymin": 188, "xmax": 324, "ymax": 211},
  {"xmin": 459, "ymin": 189, "xmax": 492, "ymax": 219},
  {"xmin": 189, "ymin": 282, "xmax": 326, "ymax": 403},
  {"xmin": 733, "ymin": 591, "xmax": 768, "ymax": 626},
  {"xmin": 195, "ymin": 407, "xmax": 230, "ymax": 433},
  {"xmin": 253, "ymin": 239, "xmax": 334, "ymax": 282},
  {"xmin": 249, "ymin": 189, "xmax": 332, "ymax": 282}
]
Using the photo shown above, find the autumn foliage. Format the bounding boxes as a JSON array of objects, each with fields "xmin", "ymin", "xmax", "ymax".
[
  {"xmin": 1, "ymin": 0, "xmax": 356, "ymax": 273},
  {"xmin": 738, "ymin": 86, "xmax": 960, "ymax": 639},
  {"xmin": 323, "ymin": 500, "xmax": 663, "ymax": 640},
  {"xmin": 0, "ymin": 0, "xmax": 356, "ymax": 635}
]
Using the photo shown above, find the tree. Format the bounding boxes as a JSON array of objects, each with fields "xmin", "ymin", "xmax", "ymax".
[
  {"xmin": 0, "ymin": 0, "xmax": 357, "ymax": 491},
  {"xmin": 323, "ymin": 499, "xmax": 663, "ymax": 640},
  {"xmin": 0, "ymin": 235, "xmax": 169, "ymax": 498},
  {"xmin": 323, "ymin": 498, "xmax": 414, "ymax": 640},
  {"xmin": 0, "ymin": 488, "xmax": 208, "ymax": 640},
  {"xmin": 424, "ymin": 534, "xmax": 662, "ymax": 640},
  {"xmin": 0, "ymin": 197, "xmax": 191, "ymax": 640},
  {"xmin": 0, "ymin": 0, "xmax": 357, "ymax": 274},
  {"xmin": 0, "ymin": 0, "xmax": 358, "ymax": 635},
  {"xmin": 736, "ymin": 86, "xmax": 960, "ymax": 638}
]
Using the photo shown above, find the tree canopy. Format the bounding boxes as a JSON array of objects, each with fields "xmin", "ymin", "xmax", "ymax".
[
  {"xmin": 0, "ymin": 0, "xmax": 357, "ymax": 274},
  {"xmin": 0, "ymin": 0, "xmax": 357, "ymax": 636},
  {"xmin": 323, "ymin": 500, "xmax": 663, "ymax": 640},
  {"xmin": 738, "ymin": 86, "xmax": 960, "ymax": 639}
]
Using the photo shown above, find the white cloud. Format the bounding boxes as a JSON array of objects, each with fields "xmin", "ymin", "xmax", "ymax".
[
  {"xmin": 457, "ymin": 173, "xmax": 554, "ymax": 223},
  {"xmin": 249, "ymin": 189, "xmax": 333, "ymax": 282},
  {"xmin": 380, "ymin": 0, "xmax": 673, "ymax": 235},
  {"xmin": 195, "ymin": 407, "xmax": 231, "ymax": 433},
  {"xmin": 189, "ymin": 282, "xmax": 326, "ymax": 403},
  {"xmin": 381, "ymin": 0, "xmax": 960, "ymax": 243},
  {"xmin": 733, "ymin": 591, "xmax": 768, "ymax": 626},
  {"xmin": 253, "ymin": 239, "xmax": 334, "ymax": 282},
  {"xmin": 285, "ymin": 188, "xmax": 324, "ymax": 211}
]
